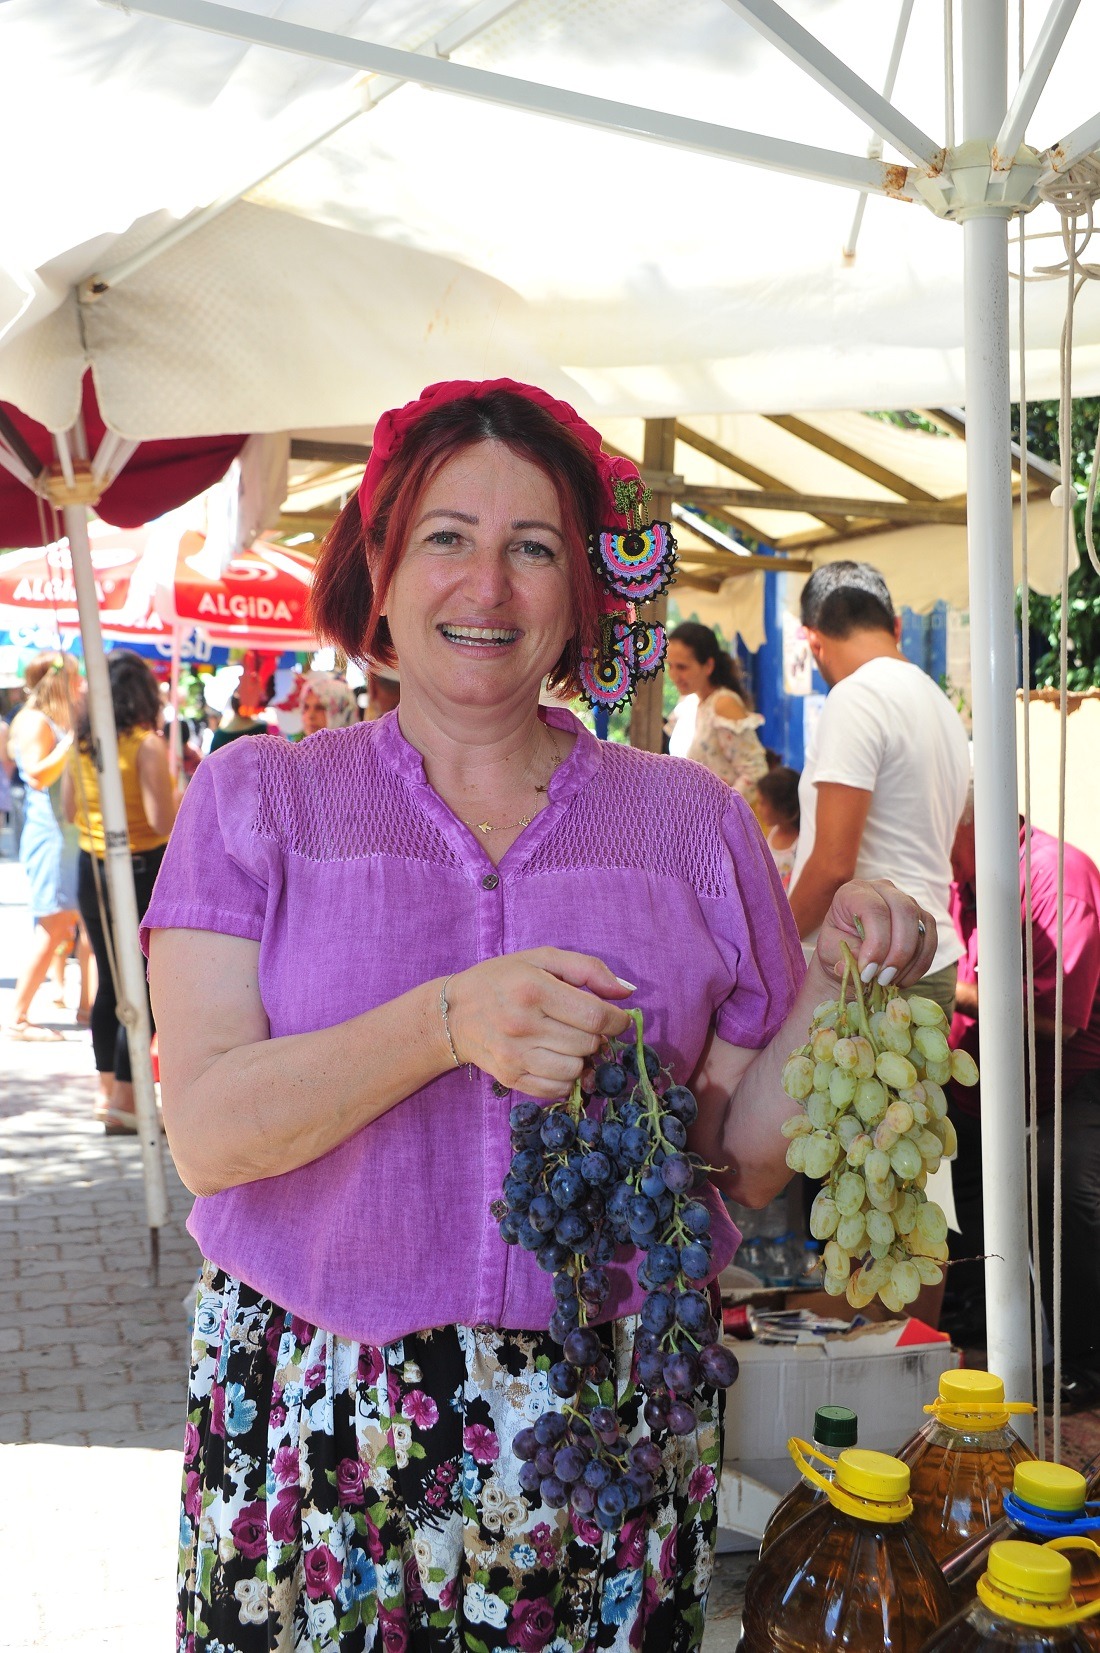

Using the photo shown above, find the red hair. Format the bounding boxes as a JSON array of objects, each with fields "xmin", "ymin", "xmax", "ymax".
[{"xmin": 308, "ymin": 390, "xmax": 606, "ymax": 695}]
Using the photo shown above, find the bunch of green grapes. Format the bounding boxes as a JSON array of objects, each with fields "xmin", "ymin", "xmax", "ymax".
[{"xmin": 780, "ymin": 946, "xmax": 978, "ymax": 1314}]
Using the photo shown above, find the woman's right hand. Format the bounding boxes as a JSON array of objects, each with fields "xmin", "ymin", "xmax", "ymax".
[{"xmin": 444, "ymin": 949, "xmax": 635, "ymax": 1098}]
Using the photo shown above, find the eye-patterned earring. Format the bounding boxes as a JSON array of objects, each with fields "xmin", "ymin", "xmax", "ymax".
[{"xmin": 577, "ymin": 479, "xmax": 676, "ymax": 712}]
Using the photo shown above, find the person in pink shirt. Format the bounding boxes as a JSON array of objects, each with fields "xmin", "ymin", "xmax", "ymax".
[
  {"xmin": 945, "ymin": 794, "xmax": 1100, "ymax": 1403},
  {"xmin": 144, "ymin": 381, "xmax": 935, "ymax": 1653}
]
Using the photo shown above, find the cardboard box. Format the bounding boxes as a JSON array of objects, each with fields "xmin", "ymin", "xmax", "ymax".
[{"xmin": 722, "ymin": 1326, "xmax": 959, "ymax": 1499}]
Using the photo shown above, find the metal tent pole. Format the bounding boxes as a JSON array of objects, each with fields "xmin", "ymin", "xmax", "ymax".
[
  {"xmin": 60, "ymin": 480, "xmax": 170, "ymax": 1277},
  {"xmin": 959, "ymin": 0, "xmax": 1033, "ymax": 1418}
]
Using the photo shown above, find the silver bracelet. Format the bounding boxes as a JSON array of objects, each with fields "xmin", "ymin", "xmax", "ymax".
[{"xmin": 440, "ymin": 974, "xmax": 462, "ymax": 1067}]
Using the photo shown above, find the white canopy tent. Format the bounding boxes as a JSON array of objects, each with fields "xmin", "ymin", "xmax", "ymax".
[
  {"xmin": 3, "ymin": 0, "xmax": 1099, "ymax": 1424},
  {"xmin": 2, "ymin": 0, "xmax": 1100, "ymax": 434}
]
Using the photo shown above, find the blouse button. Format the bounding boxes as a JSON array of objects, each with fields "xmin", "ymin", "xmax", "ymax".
[
  {"xmin": 481, "ymin": 873, "xmax": 500, "ymax": 890},
  {"xmin": 491, "ymin": 1080, "xmax": 509, "ymax": 1098}
]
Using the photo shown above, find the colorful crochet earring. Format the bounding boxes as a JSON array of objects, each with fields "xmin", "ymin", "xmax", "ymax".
[{"xmin": 578, "ymin": 477, "xmax": 677, "ymax": 711}]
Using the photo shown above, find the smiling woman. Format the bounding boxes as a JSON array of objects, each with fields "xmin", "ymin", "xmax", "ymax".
[
  {"xmin": 142, "ymin": 379, "xmax": 937, "ymax": 1653},
  {"xmin": 309, "ymin": 383, "xmax": 605, "ymax": 701}
]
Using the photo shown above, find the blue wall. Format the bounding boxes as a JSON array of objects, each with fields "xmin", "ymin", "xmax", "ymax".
[{"xmin": 748, "ymin": 572, "xmax": 950, "ymax": 772}]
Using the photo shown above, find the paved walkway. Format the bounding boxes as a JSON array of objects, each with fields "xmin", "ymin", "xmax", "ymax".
[
  {"xmin": 0, "ymin": 855, "xmax": 744, "ymax": 1649},
  {"xmin": 1, "ymin": 857, "xmax": 199, "ymax": 1650}
]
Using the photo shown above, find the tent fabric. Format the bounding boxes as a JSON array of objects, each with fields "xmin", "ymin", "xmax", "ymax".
[
  {"xmin": 0, "ymin": 376, "xmax": 244, "ymax": 546},
  {"xmin": 2, "ymin": 2, "xmax": 1100, "ymax": 436}
]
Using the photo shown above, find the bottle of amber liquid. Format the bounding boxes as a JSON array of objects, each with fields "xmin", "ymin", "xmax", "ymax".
[
  {"xmin": 920, "ymin": 1540, "xmax": 1100, "ymax": 1653},
  {"xmin": 739, "ymin": 1442, "xmax": 952, "ymax": 1652},
  {"xmin": 897, "ymin": 1370, "xmax": 1036, "ymax": 1565},
  {"xmin": 760, "ymin": 1406, "xmax": 858, "ymax": 1554},
  {"xmin": 943, "ymin": 1462, "xmax": 1100, "ymax": 1619}
]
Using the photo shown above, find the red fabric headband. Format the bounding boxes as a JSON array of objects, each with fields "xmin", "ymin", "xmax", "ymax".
[{"xmin": 357, "ymin": 377, "xmax": 643, "ymax": 529}]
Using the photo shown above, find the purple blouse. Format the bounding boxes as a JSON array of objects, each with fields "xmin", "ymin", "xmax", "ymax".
[{"xmin": 142, "ymin": 707, "xmax": 804, "ymax": 1345}]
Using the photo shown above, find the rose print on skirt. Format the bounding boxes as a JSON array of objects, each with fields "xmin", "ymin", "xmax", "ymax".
[{"xmin": 179, "ymin": 1262, "xmax": 721, "ymax": 1651}]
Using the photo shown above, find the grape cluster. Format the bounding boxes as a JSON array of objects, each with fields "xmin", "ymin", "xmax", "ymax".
[
  {"xmin": 498, "ymin": 1010, "xmax": 739, "ymax": 1530},
  {"xmin": 781, "ymin": 945, "xmax": 978, "ymax": 1313}
]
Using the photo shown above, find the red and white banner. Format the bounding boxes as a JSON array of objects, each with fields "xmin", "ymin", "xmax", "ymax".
[{"xmin": 169, "ymin": 531, "xmax": 316, "ymax": 646}]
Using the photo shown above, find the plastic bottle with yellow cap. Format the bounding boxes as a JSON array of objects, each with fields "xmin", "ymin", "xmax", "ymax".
[
  {"xmin": 896, "ymin": 1370, "xmax": 1037, "ymax": 1564},
  {"xmin": 759, "ymin": 1405, "xmax": 859, "ymax": 1555},
  {"xmin": 738, "ymin": 1441, "xmax": 951, "ymax": 1651},
  {"xmin": 942, "ymin": 1462, "xmax": 1100, "ymax": 1618},
  {"xmin": 919, "ymin": 1540, "xmax": 1100, "ymax": 1652}
]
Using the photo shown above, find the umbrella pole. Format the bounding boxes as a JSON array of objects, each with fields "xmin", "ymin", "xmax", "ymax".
[
  {"xmin": 959, "ymin": 0, "xmax": 1033, "ymax": 1424},
  {"xmin": 61, "ymin": 490, "xmax": 170, "ymax": 1280}
]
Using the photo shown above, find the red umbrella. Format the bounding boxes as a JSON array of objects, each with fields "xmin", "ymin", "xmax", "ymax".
[
  {"xmin": 0, "ymin": 374, "xmax": 247, "ymax": 1275},
  {"xmin": 0, "ymin": 375, "xmax": 244, "ymax": 548},
  {"xmin": 0, "ymin": 524, "xmax": 148, "ymax": 628},
  {"xmin": 169, "ymin": 530, "xmax": 317, "ymax": 647}
]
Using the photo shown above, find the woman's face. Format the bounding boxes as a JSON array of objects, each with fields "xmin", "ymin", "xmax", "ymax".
[
  {"xmin": 385, "ymin": 440, "xmax": 573, "ymax": 715},
  {"xmin": 299, "ymin": 689, "xmax": 328, "ymax": 736},
  {"xmin": 666, "ymin": 639, "xmax": 714, "ymax": 700}
]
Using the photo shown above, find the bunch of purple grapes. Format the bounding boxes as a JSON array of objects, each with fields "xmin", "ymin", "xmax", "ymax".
[
  {"xmin": 498, "ymin": 1013, "xmax": 738, "ymax": 1530},
  {"xmin": 513, "ymin": 1325, "xmax": 664, "ymax": 1532}
]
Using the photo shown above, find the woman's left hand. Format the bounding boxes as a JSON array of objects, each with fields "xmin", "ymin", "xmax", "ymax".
[{"xmin": 813, "ymin": 877, "xmax": 937, "ymax": 990}]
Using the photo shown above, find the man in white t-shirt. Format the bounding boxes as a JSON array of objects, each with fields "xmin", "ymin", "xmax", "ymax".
[{"xmin": 788, "ymin": 562, "xmax": 970, "ymax": 1008}]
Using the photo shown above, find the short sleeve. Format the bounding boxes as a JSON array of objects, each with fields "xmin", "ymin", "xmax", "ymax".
[
  {"xmin": 1028, "ymin": 852, "xmax": 1100, "ymax": 1031},
  {"xmin": 710, "ymin": 792, "xmax": 806, "ymax": 1048},
  {"xmin": 810, "ymin": 676, "xmax": 884, "ymax": 792},
  {"xmin": 140, "ymin": 737, "xmax": 273, "ymax": 954}
]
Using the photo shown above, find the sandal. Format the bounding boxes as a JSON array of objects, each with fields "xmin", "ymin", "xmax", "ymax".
[
  {"xmin": 4, "ymin": 1020, "xmax": 64, "ymax": 1042},
  {"xmin": 96, "ymin": 1106, "xmax": 139, "ymax": 1135}
]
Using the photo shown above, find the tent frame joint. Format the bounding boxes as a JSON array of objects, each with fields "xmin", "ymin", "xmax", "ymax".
[{"xmin": 912, "ymin": 140, "xmax": 1044, "ymax": 220}]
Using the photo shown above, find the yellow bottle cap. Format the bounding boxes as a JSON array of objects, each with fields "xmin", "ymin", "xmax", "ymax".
[
  {"xmin": 933, "ymin": 1369, "xmax": 1011, "ymax": 1430},
  {"xmin": 940, "ymin": 1369, "xmax": 1006, "ymax": 1405},
  {"xmin": 1014, "ymin": 1461, "xmax": 1088, "ymax": 1514},
  {"xmin": 986, "ymin": 1541, "xmax": 1072, "ymax": 1606},
  {"xmin": 834, "ymin": 1449, "xmax": 911, "ymax": 1505},
  {"xmin": 787, "ymin": 1438, "xmax": 913, "ymax": 1523}
]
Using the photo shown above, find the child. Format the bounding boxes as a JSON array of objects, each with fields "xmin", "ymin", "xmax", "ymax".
[{"xmin": 756, "ymin": 765, "xmax": 801, "ymax": 891}]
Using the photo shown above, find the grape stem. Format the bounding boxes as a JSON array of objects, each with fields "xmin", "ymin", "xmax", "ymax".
[{"xmin": 838, "ymin": 940, "xmax": 875, "ymax": 1044}]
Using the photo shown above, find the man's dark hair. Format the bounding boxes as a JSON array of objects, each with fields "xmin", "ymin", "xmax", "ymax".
[{"xmin": 800, "ymin": 561, "xmax": 896, "ymax": 638}]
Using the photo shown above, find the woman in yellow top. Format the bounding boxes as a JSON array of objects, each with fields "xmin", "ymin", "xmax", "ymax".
[{"xmin": 64, "ymin": 650, "xmax": 178, "ymax": 1132}]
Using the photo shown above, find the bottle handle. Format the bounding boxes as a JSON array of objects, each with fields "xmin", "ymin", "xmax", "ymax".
[
  {"xmin": 787, "ymin": 1437, "xmax": 835, "ymax": 1498},
  {"xmin": 786, "ymin": 1437, "xmax": 912, "ymax": 1525},
  {"xmin": 1046, "ymin": 1535, "xmax": 1100, "ymax": 1561},
  {"xmin": 923, "ymin": 1398, "xmax": 1036, "ymax": 1429}
]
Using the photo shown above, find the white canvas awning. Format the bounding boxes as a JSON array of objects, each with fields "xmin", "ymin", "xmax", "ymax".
[{"xmin": 2, "ymin": 1, "xmax": 1100, "ymax": 436}]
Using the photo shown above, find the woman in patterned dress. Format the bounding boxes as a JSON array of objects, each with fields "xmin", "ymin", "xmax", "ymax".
[
  {"xmin": 664, "ymin": 623, "xmax": 768, "ymax": 813},
  {"xmin": 144, "ymin": 381, "xmax": 936, "ymax": 1653}
]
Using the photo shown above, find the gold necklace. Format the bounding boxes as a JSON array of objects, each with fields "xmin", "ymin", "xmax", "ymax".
[{"xmin": 459, "ymin": 736, "xmax": 563, "ymax": 835}]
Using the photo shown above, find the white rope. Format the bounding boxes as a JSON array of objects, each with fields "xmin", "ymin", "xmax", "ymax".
[
  {"xmin": 944, "ymin": 0, "xmax": 955, "ymax": 151},
  {"xmin": 1053, "ymin": 250, "xmax": 1072, "ymax": 1466},
  {"xmin": 1017, "ymin": 124, "xmax": 1047, "ymax": 1468},
  {"xmin": 1029, "ymin": 152, "xmax": 1100, "ymax": 1462}
]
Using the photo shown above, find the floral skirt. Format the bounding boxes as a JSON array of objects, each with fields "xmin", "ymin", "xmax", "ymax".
[{"xmin": 180, "ymin": 1261, "xmax": 723, "ymax": 1653}]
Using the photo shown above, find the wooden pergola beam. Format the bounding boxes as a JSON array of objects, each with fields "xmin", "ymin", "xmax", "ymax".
[
  {"xmin": 674, "ymin": 420, "xmax": 851, "ymax": 533},
  {"xmin": 682, "ymin": 484, "xmax": 966, "ymax": 523},
  {"xmin": 764, "ymin": 413, "xmax": 939, "ymax": 502},
  {"xmin": 677, "ymin": 550, "xmax": 813, "ymax": 575},
  {"xmin": 290, "ymin": 438, "xmax": 372, "ymax": 465}
]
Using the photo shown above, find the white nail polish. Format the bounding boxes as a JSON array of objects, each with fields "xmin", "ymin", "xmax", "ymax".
[
  {"xmin": 616, "ymin": 977, "xmax": 637, "ymax": 991},
  {"xmin": 860, "ymin": 961, "xmax": 880, "ymax": 983},
  {"xmin": 878, "ymin": 966, "xmax": 897, "ymax": 985}
]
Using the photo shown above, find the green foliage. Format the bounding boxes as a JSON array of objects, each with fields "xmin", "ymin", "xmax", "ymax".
[{"xmin": 1014, "ymin": 398, "xmax": 1100, "ymax": 688}]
